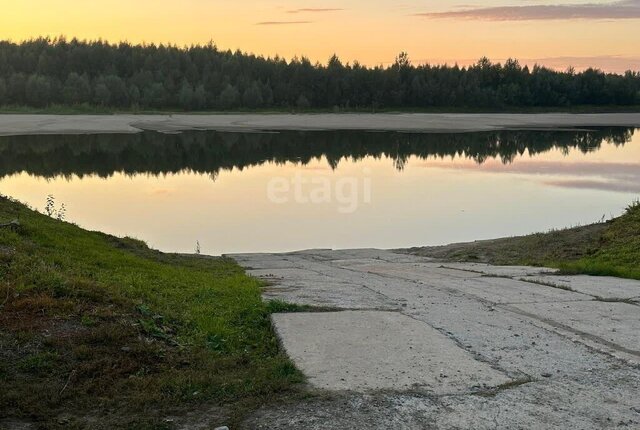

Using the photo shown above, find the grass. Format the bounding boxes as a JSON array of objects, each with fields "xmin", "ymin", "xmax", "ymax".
[
  {"xmin": 558, "ymin": 201, "xmax": 640, "ymax": 279},
  {"xmin": 408, "ymin": 201, "xmax": 640, "ymax": 280},
  {"xmin": 0, "ymin": 196, "xmax": 304, "ymax": 429}
]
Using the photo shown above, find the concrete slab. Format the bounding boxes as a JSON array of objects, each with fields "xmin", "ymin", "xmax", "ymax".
[
  {"xmin": 263, "ymin": 280, "xmax": 397, "ymax": 310},
  {"xmin": 345, "ymin": 262, "xmax": 590, "ymax": 304},
  {"xmin": 521, "ymin": 275, "xmax": 640, "ymax": 300},
  {"xmin": 272, "ymin": 311, "xmax": 512, "ymax": 392},
  {"xmin": 461, "ymin": 277, "xmax": 591, "ymax": 304},
  {"xmin": 290, "ymin": 248, "xmax": 423, "ymax": 263},
  {"xmin": 245, "ymin": 367, "xmax": 640, "ymax": 429},
  {"xmin": 231, "ymin": 248, "xmax": 640, "ymax": 428},
  {"xmin": 348, "ymin": 262, "xmax": 485, "ymax": 280},
  {"xmin": 404, "ymin": 300, "xmax": 616, "ymax": 378},
  {"xmin": 509, "ymin": 301, "xmax": 640, "ymax": 359},
  {"xmin": 438, "ymin": 262, "xmax": 557, "ymax": 277}
]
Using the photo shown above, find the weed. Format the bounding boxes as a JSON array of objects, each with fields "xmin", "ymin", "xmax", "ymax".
[
  {"xmin": 44, "ymin": 194, "xmax": 66, "ymax": 221},
  {"xmin": 266, "ymin": 300, "xmax": 313, "ymax": 313},
  {"xmin": 265, "ymin": 300, "xmax": 341, "ymax": 313}
]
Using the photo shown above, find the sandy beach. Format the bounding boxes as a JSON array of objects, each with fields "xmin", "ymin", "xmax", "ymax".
[{"xmin": 1, "ymin": 113, "xmax": 640, "ymax": 136}]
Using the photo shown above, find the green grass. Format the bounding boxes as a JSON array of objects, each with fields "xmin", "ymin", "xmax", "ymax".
[
  {"xmin": 408, "ymin": 201, "xmax": 640, "ymax": 280},
  {"xmin": 558, "ymin": 201, "xmax": 640, "ymax": 279},
  {"xmin": 0, "ymin": 196, "xmax": 304, "ymax": 429}
]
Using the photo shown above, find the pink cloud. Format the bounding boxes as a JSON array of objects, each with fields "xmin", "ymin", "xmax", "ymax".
[{"xmin": 415, "ymin": 0, "xmax": 640, "ymax": 21}]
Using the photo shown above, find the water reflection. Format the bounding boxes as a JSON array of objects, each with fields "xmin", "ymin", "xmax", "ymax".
[
  {"xmin": 0, "ymin": 128, "xmax": 634, "ymax": 180},
  {"xmin": 0, "ymin": 128, "xmax": 637, "ymax": 254}
]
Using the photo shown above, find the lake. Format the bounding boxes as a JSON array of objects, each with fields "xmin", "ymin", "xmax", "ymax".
[{"xmin": 0, "ymin": 127, "xmax": 638, "ymax": 255}]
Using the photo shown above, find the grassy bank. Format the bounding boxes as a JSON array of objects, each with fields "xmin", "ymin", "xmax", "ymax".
[
  {"xmin": 407, "ymin": 201, "xmax": 640, "ymax": 280},
  {"xmin": 0, "ymin": 196, "xmax": 303, "ymax": 429}
]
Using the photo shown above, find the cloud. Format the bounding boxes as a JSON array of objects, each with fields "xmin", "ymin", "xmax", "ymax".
[
  {"xmin": 287, "ymin": 8, "xmax": 343, "ymax": 14},
  {"xmin": 414, "ymin": 0, "xmax": 640, "ymax": 21},
  {"xmin": 255, "ymin": 21, "xmax": 313, "ymax": 26},
  {"xmin": 520, "ymin": 55, "xmax": 640, "ymax": 73}
]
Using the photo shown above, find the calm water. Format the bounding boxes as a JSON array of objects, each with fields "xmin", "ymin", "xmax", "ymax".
[{"xmin": 0, "ymin": 128, "xmax": 638, "ymax": 255}]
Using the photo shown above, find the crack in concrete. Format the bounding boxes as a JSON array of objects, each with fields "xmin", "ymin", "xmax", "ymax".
[
  {"xmin": 231, "ymin": 249, "xmax": 640, "ymax": 428},
  {"xmin": 283, "ymin": 255, "xmax": 639, "ymax": 365},
  {"xmin": 498, "ymin": 303, "xmax": 640, "ymax": 361}
]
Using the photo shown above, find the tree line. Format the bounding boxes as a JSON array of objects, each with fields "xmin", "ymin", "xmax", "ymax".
[
  {"xmin": 0, "ymin": 38, "xmax": 639, "ymax": 111},
  {"xmin": 0, "ymin": 128, "xmax": 632, "ymax": 179}
]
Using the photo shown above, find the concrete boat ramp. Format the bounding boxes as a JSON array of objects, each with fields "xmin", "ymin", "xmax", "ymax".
[{"xmin": 229, "ymin": 249, "xmax": 640, "ymax": 429}]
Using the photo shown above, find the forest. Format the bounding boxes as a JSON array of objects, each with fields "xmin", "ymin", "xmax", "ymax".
[{"xmin": 0, "ymin": 38, "xmax": 639, "ymax": 111}]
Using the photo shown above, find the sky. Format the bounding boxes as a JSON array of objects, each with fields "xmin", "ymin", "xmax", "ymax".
[{"xmin": 2, "ymin": 0, "xmax": 640, "ymax": 72}]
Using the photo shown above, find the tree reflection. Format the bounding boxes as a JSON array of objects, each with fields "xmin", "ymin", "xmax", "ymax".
[{"xmin": 0, "ymin": 128, "xmax": 634, "ymax": 180}]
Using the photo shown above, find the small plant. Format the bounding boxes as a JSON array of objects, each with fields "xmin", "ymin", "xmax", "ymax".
[
  {"xmin": 58, "ymin": 203, "xmax": 66, "ymax": 221},
  {"xmin": 44, "ymin": 194, "xmax": 66, "ymax": 221},
  {"xmin": 626, "ymin": 199, "xmax": 640, "ymax": 213},
  {"xmin": 45, "ymin": 194, "xmax": 55, "ymax": 217},
  {"xmin": 80, "ymin": 315, "xmax": 97, "ymax": 327}
]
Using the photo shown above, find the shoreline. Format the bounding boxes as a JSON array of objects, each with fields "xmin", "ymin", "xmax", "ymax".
[{"xmin": 1, "ymin": 113, "xmax": 640, "ymax": 136}]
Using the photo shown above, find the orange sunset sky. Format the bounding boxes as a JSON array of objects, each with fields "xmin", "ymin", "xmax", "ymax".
[{"xmin": 2, "ymin": 0, "xmax": 640, "ymax": 72}]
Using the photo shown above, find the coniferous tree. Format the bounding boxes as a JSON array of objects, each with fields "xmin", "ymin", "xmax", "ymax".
[{"xmin": 0, "ymin": 38, "xmax": 638, "ymax": 110}]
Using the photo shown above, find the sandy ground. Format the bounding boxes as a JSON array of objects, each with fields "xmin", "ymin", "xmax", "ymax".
[
  {"xmin": 1, "ymin": 113, "xmax": 640, "ymax": 136},
  {"xmin": 230, "ymin": 248, "xmax": 640, "ymax": 429}
]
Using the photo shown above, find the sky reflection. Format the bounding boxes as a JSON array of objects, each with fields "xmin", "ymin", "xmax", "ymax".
[{"xmin": 0, "ymin": 129, "xmax": 637, "ymax": 255}]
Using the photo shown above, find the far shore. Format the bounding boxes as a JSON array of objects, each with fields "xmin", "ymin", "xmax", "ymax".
[{"xmin": 1, "ymin": 113, "xmax": 640, "ymax": 136}]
